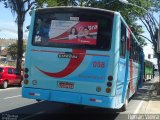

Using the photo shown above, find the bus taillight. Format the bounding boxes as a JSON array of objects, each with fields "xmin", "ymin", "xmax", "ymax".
[
  {"xmin": 24, "ymin": 68, "xmax": 29, "ymax": 78},
  {"xmin": 106, "ymin": 88, "xmax": 111, "ymax": 93},
  {"xmin": 24, "ymin": 74, "xmax": 29, "ymax": 78},
  {"xmin": 25, "ymin": 68, "xmax": 29, "ymax": 73},
  {"xmin": 108, "ymin": 76, "xmax": 113, "ymax": 81},
  {"xmin": 107, "ymin": 82, "xmax": 112, "ymax": 87},
  {"xmin": 24, "ymin": 68, "xmax": 29, "ymax": 85},
  {"xmin": 24, "ymin": 79, "xmax": 29, "ymax": 85}
]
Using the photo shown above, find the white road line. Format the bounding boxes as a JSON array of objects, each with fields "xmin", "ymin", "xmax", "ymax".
[
  {"xmin": 134, "ymin": 101, "xmax": 144, "ymax": 114},
  {"xmin": 19, "ymin": 111, "xmax": 44, "ymax": 120},
  {"xmin": 133, "ymin": 80, "xmax": 155, "ymax": 114},
  {"xmin": 3, "ymin": 95, "xmax": 22, "ymax": 100}
]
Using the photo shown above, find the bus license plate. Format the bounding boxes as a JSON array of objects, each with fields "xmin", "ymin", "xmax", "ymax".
[{"xmin": 58, "ymin": 81, "xmax": 74, "ymax": 89}]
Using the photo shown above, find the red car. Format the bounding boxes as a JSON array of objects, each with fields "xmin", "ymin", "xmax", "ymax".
[{"xmin": 0, "ymin": 66, "xmax": 23, "ymax": 89}]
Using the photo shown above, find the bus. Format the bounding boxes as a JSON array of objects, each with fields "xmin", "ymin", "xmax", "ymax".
[
  {"xmin": 22, "ymin": 7, "xmax": 144, "ymax": 111},
  {"xmin": 144, "ymin": 60, "xmax": 154, "ymax": 81}
]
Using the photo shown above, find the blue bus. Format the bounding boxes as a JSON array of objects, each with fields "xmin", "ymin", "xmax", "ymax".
[{"xmin": 22, "ymin": 7, "xmax": 144, "ymax": 111}]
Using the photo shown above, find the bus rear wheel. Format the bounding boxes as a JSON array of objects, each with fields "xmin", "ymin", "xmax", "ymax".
[{"xmin": 121, "ymin": 88, "xmax": 129, "ymax": 111}]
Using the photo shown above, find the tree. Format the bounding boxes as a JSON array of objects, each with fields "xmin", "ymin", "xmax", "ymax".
[
  {"xmin": 7, "ymin": 43, "xmax": 17, "ymax": 60},
  {"xmin": 7, "ymin": 42, "xmax": 26, "ymax": 60},
  {"xmin": 0, "ymin": 0, "xmax": 36, "ymax": 73},
  {"xmin": 36, "ymin": 0, "xmax": 78, "ymax": 7},
  {"xmin": 137, "ymin": 1, "xmax": 160, "ymax": 76}
]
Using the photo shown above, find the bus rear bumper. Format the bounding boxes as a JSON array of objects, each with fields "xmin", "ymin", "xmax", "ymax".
[{"xmin": 22, "ymin": 87, "xmax": 119, "ymax": 109}]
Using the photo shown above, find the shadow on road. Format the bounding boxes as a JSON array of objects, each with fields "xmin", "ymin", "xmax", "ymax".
[
  {"xmin": 0, "ymin": 101, "xmax": 119, "ymax": 120},
  {"xmin": 150, "ymin": 82, "xmax": 160, "ymax": 101},
  {"xmin": 132, "ymin": 82, "xmax": 153, "ymax": 101},
  {"xmin": 132, "ymin": 80, "xmax": 160, "ymax": 102},
  {"xmin": 2, "ymin": 81, "xmax": 158, "ymax": 119}
]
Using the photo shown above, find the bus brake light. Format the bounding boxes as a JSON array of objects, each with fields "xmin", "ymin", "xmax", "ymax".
[
  {"xmin": 108, "ymin": 76, "xmax": 113, "ymax": 81},
  {"xmin": 24, "ymin": 80, "xmax": 29, "ymax": 85},
  {"xmin": 107, "ymin": 82, "xmax": 112, "ymax": 87},
  {"xmin": 25, "ymin": 68, "xmax": 29, "ymax": 73},
  {"xmin": 106, "ymin": 88, "xmax": 111, "ymax": 93},
  {"xmin": 24, "ymin": 74, "xmax": 29, "ymax": 78}
]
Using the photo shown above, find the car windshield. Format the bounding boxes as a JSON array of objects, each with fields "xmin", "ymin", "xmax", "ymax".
[{"xmin": 0, "ymin": 67, "xmax": 3, "ymax": 73}]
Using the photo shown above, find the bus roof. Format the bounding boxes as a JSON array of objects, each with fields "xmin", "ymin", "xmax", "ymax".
[{"xmin": 36, "ymin": 6, "xmax": 115, "ymax": 14}]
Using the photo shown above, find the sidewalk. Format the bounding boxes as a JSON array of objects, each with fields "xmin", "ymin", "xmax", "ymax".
[
  {"xmin": 132, "ymin": 76, "xmax": 160, "ymax": 114},
  {"xmin": 145, "ymin": 77, "xmax": 160, "ymax": 114}
]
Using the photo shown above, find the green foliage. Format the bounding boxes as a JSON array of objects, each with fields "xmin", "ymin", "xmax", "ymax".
[
  {"xmin": 0, "ymin": 0, "xmax": 36, "ymax": 22},
  {"xmin": 7, "ymin": 43, "xmax": 26, "ymax": 60},
  {"xmin": 151, "ymin": 0, "xmax": 160, "ymax": 12},
  {"xmin": 7, "ymin": 43, "xmax": 17, "ymax": 60},
  {"xmin": 35, "ymin": 0, "xmax": 78, "ymax": 7}
]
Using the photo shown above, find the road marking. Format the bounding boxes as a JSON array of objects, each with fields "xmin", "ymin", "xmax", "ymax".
[
  {"xmin": 133, "ymin": 80, "xmax": 156, "ymax": 114},
  {"xmin": 3, "ymin": 95, "xmax": 21, "ymax": 100},
  {"xmin": 134, "ymin": 101, "xmax": 144, "ymax": 114},
  {"xmin": 19, "ymin": 111, "xmax": 44, "ymax": 120},
  {"xmin": 0, "ymin": 87, "xmax": 19, "ymax": 92}
]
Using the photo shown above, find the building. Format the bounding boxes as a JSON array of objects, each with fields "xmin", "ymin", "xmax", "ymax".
[{"xmin": 0, "ymin": 38, "xmax": 17, "ymax": 51}]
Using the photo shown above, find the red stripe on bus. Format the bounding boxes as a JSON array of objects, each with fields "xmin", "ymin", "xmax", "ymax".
[
  {"xmin": 130, "ymin": 59, "xmax": 135, "ymax": 93},
  {"xmin": 127, "ymin": 28, "xmax": 131, "ymax": 51},
  {"xmin": 35, "ymin": 49, "xmax": 86, "ymax": 78}
]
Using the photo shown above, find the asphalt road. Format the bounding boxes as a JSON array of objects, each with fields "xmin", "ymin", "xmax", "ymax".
[{"xmin": 0, "ymin": 78, "xmax": 156, "ymax": 120}]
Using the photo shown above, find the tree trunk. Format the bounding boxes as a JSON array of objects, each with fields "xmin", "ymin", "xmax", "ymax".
[
  {"xmin": 16, "ymin": 14, "xmax": 24, "ymax": 73},
  {"xmin": 157, "ymin": 54, "xmax": 160, "ymax": 84}
]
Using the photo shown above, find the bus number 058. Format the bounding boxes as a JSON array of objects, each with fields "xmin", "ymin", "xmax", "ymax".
[{"xmin": 93, "ymin": 62, "xmax": 105, "ymax": 68}]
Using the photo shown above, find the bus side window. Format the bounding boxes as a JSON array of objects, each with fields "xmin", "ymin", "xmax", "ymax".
[
  {"xmin": 130, "ymin": 35, "xmax": 134, "ymax": 59},
  {"xmin": 120, "ymin": 22, "xmax": 126, "ymax": 58},
  {"xmin": 138, "ymin": 46, "xmax": 141, "ymax": 63},
  {"xmin": 135, "ymin": 44, "xmax": 139, "ymax": 62},
  {"xmin": 133, "ymin": 41, "xmax": 136, "ymax": 61}
]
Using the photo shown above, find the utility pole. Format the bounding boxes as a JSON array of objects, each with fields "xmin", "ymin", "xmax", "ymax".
[{"xmin": 157, "ymin": 15, "xmax": 160, "ymax": 87}]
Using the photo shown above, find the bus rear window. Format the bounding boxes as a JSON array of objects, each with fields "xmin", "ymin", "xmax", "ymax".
[{"xmin": 32, "ymin": 10, "xmax": 113, "ymax": 51}]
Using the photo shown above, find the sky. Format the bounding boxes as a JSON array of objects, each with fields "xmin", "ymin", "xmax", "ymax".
[
  {"xmin": 0, "ymin": 2, "xmax": 159, "ymax": 65},
  {"xmin": 140, "ymin": 12, "xmax": 159, "ymax": 65},
  {"xmin": 0, "ymin": 3, "xmax": 30, "ymax": 39}
]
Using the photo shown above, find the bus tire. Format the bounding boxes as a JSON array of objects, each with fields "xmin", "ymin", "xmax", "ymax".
[{"xmin": 121, "ymin": 88, "xmax": 130, "ymax": 111}]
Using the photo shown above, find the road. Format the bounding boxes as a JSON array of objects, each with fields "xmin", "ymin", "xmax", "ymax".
[{"xmin": 0, "ymin": 78, "xmax": 157, "ymax": 120}]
